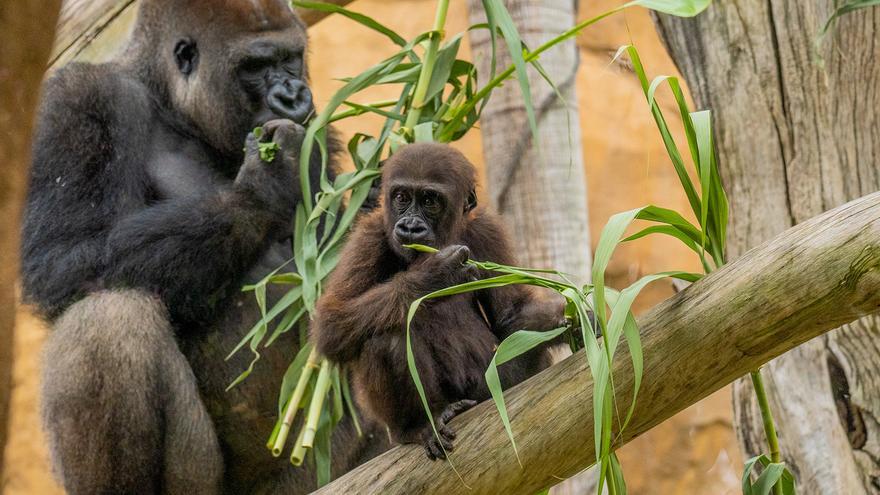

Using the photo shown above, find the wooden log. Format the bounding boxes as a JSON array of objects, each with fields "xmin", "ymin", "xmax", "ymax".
[
  {"xmin": 51, "ymin": 0, "xmax": 355, "ymax": 68},
  {"xmin": 314, "ymin": 191, "xmax": 880, "ymax": 495}
]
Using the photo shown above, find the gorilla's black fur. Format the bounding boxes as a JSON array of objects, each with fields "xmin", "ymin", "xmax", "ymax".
[{"xmin": 22, "ymin": 1, "xmax": 386, "ymax": 493}]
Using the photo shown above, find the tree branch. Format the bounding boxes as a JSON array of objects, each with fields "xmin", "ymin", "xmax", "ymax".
[{"xmin": 315, "ymin": 191, "xmax": 880, "ymax": 495}]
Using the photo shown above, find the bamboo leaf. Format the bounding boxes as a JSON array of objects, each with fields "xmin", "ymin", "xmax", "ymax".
[
  {"xmin": 292, "ymin": 1, "xmax": 407, "ymax": 46},
  {"xmin": 819, "ymin": 0, "xmax": 880, "ymax": 36},
  {"xmin": 485, "ymin": 327, "xmax": 569, "ymax": 460},
  {"xmin": 624, "ymin": 0, "xmax": 711, "ymax": 17}
]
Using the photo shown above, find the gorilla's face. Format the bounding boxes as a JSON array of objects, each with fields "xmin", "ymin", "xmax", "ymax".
[{"xmin": 163, "ymin": 1, "xmax": 312, "ymax": 158}]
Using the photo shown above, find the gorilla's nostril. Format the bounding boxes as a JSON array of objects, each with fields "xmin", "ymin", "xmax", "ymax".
[{"xmin": 266, "ymin": 82, "xmax": 313, "ymax": 123}]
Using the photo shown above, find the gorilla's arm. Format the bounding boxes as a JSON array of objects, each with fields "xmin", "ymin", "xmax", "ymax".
[
  {"xmin": 21, "ymin": 65, "xmax": 294, "ymax": 326},
  {"xmin": 314, "ymin": 212, "xmax": 414, "ymax": 363},
  {"xmin": 465, "ymin": 212, "xmax": 566, "ymax": 340}
]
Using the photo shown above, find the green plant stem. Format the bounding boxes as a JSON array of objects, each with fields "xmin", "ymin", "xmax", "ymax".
[
  {"xmin": 750, "ymin": 368, "xmax": 784, "ymax": 495},
  {"xmin": 302, "ymin": 359, "xmax": 333, "ymax": 448},
  {"xmin": 330, "ymin": 99, "xmax": 399, "ymax": 123},
  {"xmin": 272, "ymin": 347, "xmax": 320, "ymax": 456},
  {"xmin": 403, "ymin": 0, "xmax": 450, "ymax": 131},
  {"xmin": 289, "ymin": 422, "xmax": 309, "ymax": 466},
  {"xmin": 443, "ymin": 6, "xmax": 622, "ymax": 138}
]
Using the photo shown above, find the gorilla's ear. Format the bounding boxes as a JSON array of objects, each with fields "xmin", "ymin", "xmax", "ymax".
[
  {"xmin": 464, "ymin": 189, "xmax": 477, "ymax": 213},
  {"xmin": 174, "ymin": 38, "xmax": 199, "ymax": 76}
]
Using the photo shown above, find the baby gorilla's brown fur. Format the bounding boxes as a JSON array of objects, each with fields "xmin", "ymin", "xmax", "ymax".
[{"xmin": 314, "ymin": 143, "xmax": 565, "ymax": 459}]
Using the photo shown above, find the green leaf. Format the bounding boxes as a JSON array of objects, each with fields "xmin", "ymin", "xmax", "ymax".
[
  {"xmin": 424, "ymin": 34, "xmax": 463, "ymax": 102},
  {"xmin": 691, "ymin": 110, "xmax": 712, "ymax": 242},
  {"xmin": 485, "ymin": 327, "xmax": 569, "ymax": 460},
  {"xmin": 413, "ymin": 121, "xmax": 435, "ymax": 142},
  {"xmin": 313, "ymin": 399, "xmax": 333, "ymax": 487},
  {"xmin": 819, "ymin": 0, "xmax": 880, "ymax": 36},
  {"xmin": 624, "ymin": 0, "xmax": 711, "ymax": 17},
  {"xmin": 623, "ymin": 45, "xmax": 702, "ymax": 223},
  {"xmin": 292, "ymin": 1, "xmax": 407, "ymax": 46},
  {"xmin": 481, "ymin": 0, "xmax": 540, "ymax": 144}
]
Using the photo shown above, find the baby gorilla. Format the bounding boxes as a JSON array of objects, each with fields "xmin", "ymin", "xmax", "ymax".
[{"xmin": 314, "ymin": 143, "xmax": 565, "ymax": 459}]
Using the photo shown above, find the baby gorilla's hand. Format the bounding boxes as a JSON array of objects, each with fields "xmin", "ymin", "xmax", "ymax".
[
  {"xmin": 413, "ymin": 245, "xmax": 479, "ymax": 293},
  {"xmin": 422, "ymin": 399, "xmax": 477, "ymax": 461}
]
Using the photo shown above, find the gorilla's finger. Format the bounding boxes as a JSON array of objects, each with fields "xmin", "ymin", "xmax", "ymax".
[
  {"xmin": 452, "ymin": 245, "xmax": 471, "ymax": 265},
  {"xmin": 261, "ymin": 119, "xmax": 295, "ymax": 140},
  {"xmin": 463, "ymin": 264, "xmax": 479, "ymax": 281},
  {"xmin": 424, "ymin": 443, "xmax": 437, "ymax": 461},
  {"xmin": 438, "ymin": 422, "xmax": 456, "ymax": 441},
  {"xmin": 244, "ymin": 132, "xmax": 260, "ymax": 154},
  {"xmin": 439, "ymin": 399, "xmax": 477, "ymax": 424}
]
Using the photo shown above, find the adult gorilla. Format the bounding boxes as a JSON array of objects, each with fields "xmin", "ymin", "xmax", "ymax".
[{"xmin": 21, "ymin": 1, "xmax": 385, "ymax": 493}]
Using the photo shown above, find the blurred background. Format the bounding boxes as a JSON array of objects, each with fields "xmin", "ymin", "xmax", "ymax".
[{"xmin": 2, "ymin": 1, "xmax": 741, "ymax": 493}]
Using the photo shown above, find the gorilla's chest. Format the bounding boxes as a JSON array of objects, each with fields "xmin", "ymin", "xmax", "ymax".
[{"xmin": 145, "ymin": 125, "xmax": 228, "ymax": 201}]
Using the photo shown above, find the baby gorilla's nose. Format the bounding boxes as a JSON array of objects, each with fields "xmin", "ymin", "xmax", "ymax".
[
  {"xmin": 394, "ymin": 217, "xmax": 429, "ymax": 244},
  {"xmin": 267, "ymin": 79, "xmax": 313, "ymax": 124}
]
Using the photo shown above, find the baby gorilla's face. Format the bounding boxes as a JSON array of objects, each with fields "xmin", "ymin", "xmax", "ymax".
[{"xmin": 379, "ymin": 143, "xmax": 479, "ymax": 261}]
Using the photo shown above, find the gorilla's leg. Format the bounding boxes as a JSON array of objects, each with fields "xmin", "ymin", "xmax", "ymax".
[{"xmin": 41, "ymin": 290, "xmax": 223, "ymax": 495}]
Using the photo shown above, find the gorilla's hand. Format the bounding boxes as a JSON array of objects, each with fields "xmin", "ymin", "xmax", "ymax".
[
  {"xmin": 411, "ymin": 245, "xmax": 479, "ymax": 294},
  {"xmin": 234, "ymin": 119, "xmax": 305, "ymax": 223}
]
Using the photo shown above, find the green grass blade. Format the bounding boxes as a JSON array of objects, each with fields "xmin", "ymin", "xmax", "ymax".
[
  {"xmin": 484, "ymin": 327, "xmax": 569, "ymax": 461},
  {"xmin": 624, "ymin": 0, "xmax": 711, "ymax": 17},
  {"xmin": 292, "ymin": 1, "xmax": 407, "ymax": 46},
  {"xmin": 819, "ymin": 0, "xmax": 880, "ymax": 36},
  {"xmin": 277, "ymin": 342, "xmax": 314, "ymax": 416},
  {"xmin": 481, "ymin": 0, "xmax": 540, "ymax": 143},
  {"xmin": 691, "ymin": 110, "xmax": 712, "ymax": 242},
  {"xmin": 424, "ymin": 34, "xmax": 463, "ymax": 102}
]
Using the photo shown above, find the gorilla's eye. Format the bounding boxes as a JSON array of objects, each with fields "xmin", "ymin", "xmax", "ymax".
[
  {"xmin": 173, "ymin": 38, "xmax": 199, "ymax": 76},
  {"xmin": 421, "ymin": 194, "xmax": 439, "ymax": 209},
  {"xmin": 393, "ymin": 191, "xmax": 411, "ymax": 209}
]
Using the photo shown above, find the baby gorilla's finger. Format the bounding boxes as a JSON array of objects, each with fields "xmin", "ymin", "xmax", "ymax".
[
  {"xmin": 463, "ymin": 263, "xmax": 480, "ymax": 282},
  {"xmin": 425, "ymin": 437, "xmax": 446, "ymax": 460},
  {"xmin": 438, "ymin": 422, "xmax": 456, "ymax": 441},
  {"xmin": 439, "ymin": 399, "xmax": 477, "ymax": 424},
  {"xmin": 451, "ymin": 245, "xmax": 471, "ymax": 265}
]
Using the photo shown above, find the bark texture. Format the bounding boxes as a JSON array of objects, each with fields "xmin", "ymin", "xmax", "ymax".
[
  {"xmin": 0, "ymin": 0, "xmax": 62, "ymax": 476},
  {"xmin": 654, "ymin": 3, "xmax": 880, "ymax": 493},
  {"xmin": 315, "ymin": 192, "xmax": 880, "ymax": 495},
  {"xmin": 467, "ymin": 0, "xmax": 591, "ymax": 284}
]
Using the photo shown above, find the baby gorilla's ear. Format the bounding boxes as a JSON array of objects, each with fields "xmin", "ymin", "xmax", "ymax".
[{"xmin": 465, "ymin": 189, "xmax": 477, "ymax": 213}]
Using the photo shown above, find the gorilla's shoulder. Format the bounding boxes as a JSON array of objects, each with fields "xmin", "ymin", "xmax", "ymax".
[{"xmin": 40, "ymin": 62, "xmax": 152, "ymax": 122}]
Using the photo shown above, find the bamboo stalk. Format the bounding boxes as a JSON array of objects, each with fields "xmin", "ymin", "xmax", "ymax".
[
  {"xmin": 301, "ymin": 359, "xmax": 333, "ymax": 448},
  {"xmin": 271, "ymin": 347, "xmax": 320, "ymax": 456},
  {"xmin": 289, "ymin": 421, "xmax": 310, "ymax": 466},
  {"xmin": 750, "ymin": 368, "xmax": 784, "ymax": 495},
  {"xmin": 402, "ymin": 0, "xmax": 450, "ymax": 132}
]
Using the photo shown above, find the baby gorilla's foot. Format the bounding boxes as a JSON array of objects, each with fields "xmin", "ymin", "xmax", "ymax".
[{"xmin": 423, "ymin": 399, "xmax": 478, "ymax": 460}]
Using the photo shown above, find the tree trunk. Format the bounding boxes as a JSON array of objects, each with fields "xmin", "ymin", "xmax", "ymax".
[
  {"xmin": 0, "ymin": 0, "xmax": 62, "ymax": 476},
  {"xmin": 467, "ymin": 0, "xmax": 591, "ymax": 284},
  {"xmin": 467, "ymin": 1, "xmax": 593, "ymax": 491},
  {"xmin": 654, "ymin": 3, "xmax": 880, "ymax": 493},
  {"xmin": 314, "ymin": 192, "xmax": 880, "ymax": 495}
]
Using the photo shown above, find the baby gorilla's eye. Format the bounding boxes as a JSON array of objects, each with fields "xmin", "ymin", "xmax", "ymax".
[
  {"xmin": 393, "ymin": 191, "xmax": 410, "ymax": 207},
  {"xmin": 421, "ymin": 192, "xmax": 442, "ymax": 211}
]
